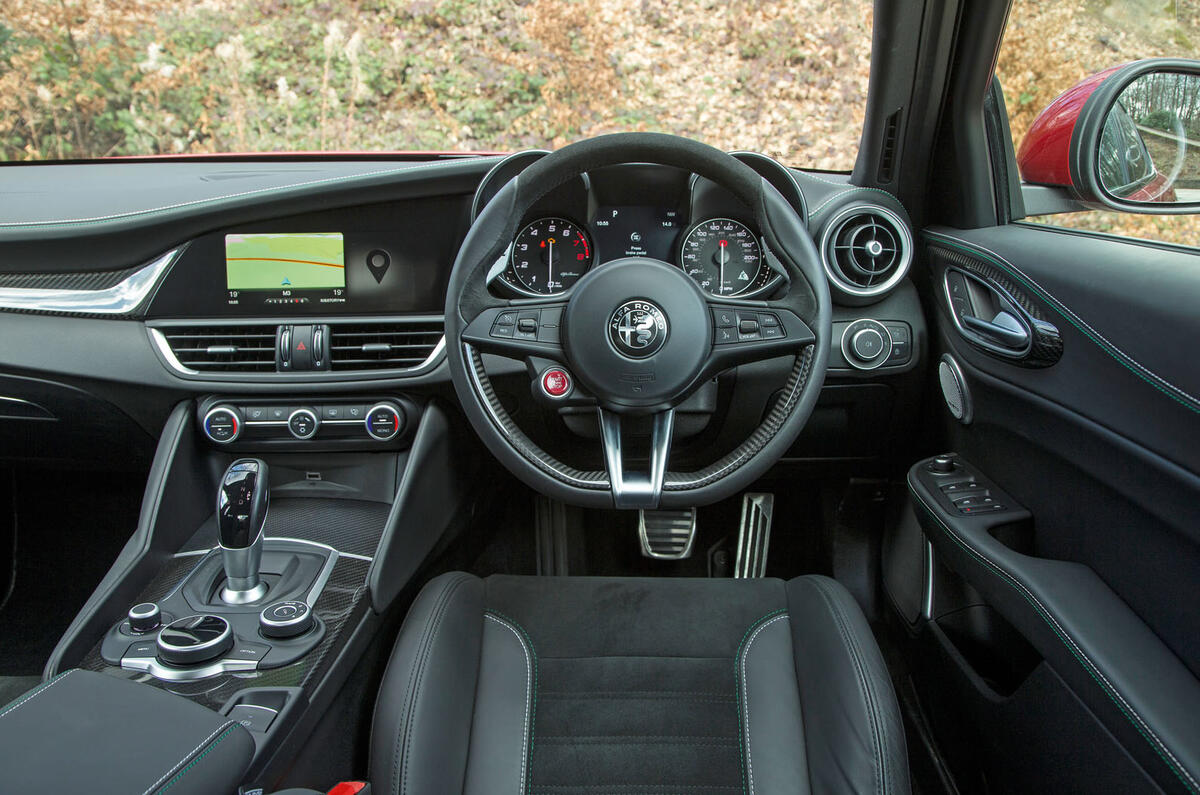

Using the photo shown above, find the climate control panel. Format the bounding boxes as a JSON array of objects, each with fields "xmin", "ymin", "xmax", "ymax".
[{"xmin": 199, "ymin": 396, "xmax": 410, "ymax": 448}]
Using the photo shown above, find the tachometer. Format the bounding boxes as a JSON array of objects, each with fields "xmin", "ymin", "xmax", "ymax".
[
  {"xmin": 509, "ymin": 217, "xmax": 593, "ymax": 295},
  {"xmin": 678, "ymin": 218, "xmax": 764, "ymax": 296}
]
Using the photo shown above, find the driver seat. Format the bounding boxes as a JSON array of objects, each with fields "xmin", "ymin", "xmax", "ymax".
[{"xmin": 369, "ymin": 573, "xmax": 910, "ymax": 794}]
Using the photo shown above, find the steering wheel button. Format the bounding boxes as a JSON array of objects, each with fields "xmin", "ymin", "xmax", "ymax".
[
  {"xmin": 762, "ymin": 325, "xmax": 785, "ymax": 340},
  {"xmin": 490, "ymin": 323, "xmax": 514, "ymax": 338},
  {"xmin": 713, "ymin": 309, "xmax": 736, "ymax": 328},
  {"xmin": 738, "ymin": 319, "xmax": 760, "ymax": 334},
  {"xmin": 541, "ymin": 368, "xmax": 572, "ymax": 398},
  {"xmin": 759, "ymin": 313, "xmax": 781, "ymax": 327},
  {"xmin": 517, "ymin": 317, "xmax": 538, "ymax": 333},
  {"xmin": 715, "ymin": 326, "xmax": 738, "ymax": 344},
  {"xmin": 496, "ymin": 311, "xmax": 517, "ymax": 326}
]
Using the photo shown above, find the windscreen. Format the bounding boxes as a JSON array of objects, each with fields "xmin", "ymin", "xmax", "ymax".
[{"xmin": 1, "ymin": 1, "xmax": 872, "ymax": 170}]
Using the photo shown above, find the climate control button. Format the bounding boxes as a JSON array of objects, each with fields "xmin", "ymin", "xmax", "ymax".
[
  {"xmin": 203, "ymin": 406, "xmax": 242, "ymax": 444},
  {"xmin": 365, "ymin": 403, "xmax": 403, "ymax": 441},
  {"xmin": 287, "ymin": 408, "xmax": 319, "ymax": 439}
]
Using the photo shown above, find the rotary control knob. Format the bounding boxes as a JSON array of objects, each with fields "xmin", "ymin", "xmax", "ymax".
[
  {"xmin": 156, "ymin": 615, "xmax": 233, "ymax": 665},
  {"xmin": 203, "ymin": 406, "xmax": 242, "ymax": 444},
  {"xmin": 288, "ymin": 408, "xmax": 319, "ymax": 440},
  {"xmin": 841, "ymin": 319, "xmax": 893, "ymax": 370},
  {"xmin": 365, "ymin": 403, "xmax": 403, "ymax": 441},
  {"xmin": 128, "ymin": 602, "xmax": 162, "ymax": 634},
  {"xmin": 259, "ymin": 600, "xmax": 313, "ymax": 639}
]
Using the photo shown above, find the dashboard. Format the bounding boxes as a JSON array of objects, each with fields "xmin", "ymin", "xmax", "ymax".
[{"xmin": 0, "ymin": 150, "xmax": 925, "ymax": 468}]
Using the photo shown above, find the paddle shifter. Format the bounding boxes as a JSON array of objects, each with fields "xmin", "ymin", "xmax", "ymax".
[{"xmin": 217, "ymin": 458, "xmax": 270, "ymax": 604}]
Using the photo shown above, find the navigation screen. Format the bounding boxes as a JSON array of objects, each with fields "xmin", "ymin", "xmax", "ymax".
[{"xmin": 225, "ymin": 233, "xmax": 346, "ymax": 307}]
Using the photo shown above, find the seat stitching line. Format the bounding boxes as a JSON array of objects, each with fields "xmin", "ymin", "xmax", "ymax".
[
  {"xmin": 395, "ymin": 573, "xmax": 471, "ymax": 795},
  {"xmin": 910, "ymin": 487, "xmax": 1199, "ymax": 793},
  {"xmin": 484, "ymin": 613, "xmax": 533, "ymax": 795},
  {"xmin": 141, "ymin": 720, "xmax": 237, "ymax": 795},
  {"xmin": 738, "ymin": 613, "xmax": 790, "ymax": 795},
  {"xmin": 0, "ymin": 669, "xmax": 74, "ymax": 720},
  {"xmin": 805, "ymin": 578, "xmax": 887, "ymax": 795},
  {"xmin": 392, "ymin": 579, "xmax": 447, "ymax": 793},
  {"xmin": 925, "ymin": 231, "xmax": 1200, "ymax": 413}
]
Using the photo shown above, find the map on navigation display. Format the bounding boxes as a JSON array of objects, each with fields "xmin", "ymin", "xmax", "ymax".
[{"xmin": 225, "ymin": 233, "xmax": 345, "ymax": 291}]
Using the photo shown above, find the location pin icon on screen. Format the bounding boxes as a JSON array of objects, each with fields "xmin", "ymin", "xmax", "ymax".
[{"xmin": 366, "ymin": 249, "xmax": 391, "ymax": 284}]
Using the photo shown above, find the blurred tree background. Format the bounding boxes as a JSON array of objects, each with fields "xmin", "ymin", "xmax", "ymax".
[{"xmin": 1, "ymin": 0, "xmax": 1198, "ymax": 246}]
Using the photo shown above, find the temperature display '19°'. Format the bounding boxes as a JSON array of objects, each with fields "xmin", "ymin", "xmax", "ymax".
[{"xmin": 510, "ymin": 218, "xmax": 594, "ymax": 295}]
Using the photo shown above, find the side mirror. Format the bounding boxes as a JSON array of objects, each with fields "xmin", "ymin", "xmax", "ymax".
[{"xmin": 1017, "ymin": 59, "xmax": 1200, "ymax": 214}]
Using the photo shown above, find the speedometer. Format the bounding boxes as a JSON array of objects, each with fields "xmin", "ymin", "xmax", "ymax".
[
  {"xmin": 509, "ymin": 217, "xmax": 593, "ymax": 295},
  {"xmin": 678, "ymin": 218, "xmax": 764, "ymax": 296}
]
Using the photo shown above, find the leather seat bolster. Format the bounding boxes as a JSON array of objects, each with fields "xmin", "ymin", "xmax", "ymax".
[
  {"xmin": 463, "ymin": 612, "xmax": 536, "ymax": 794},
  {"xmin": 786, "ymin": 576, "xmax": 910, "ymax": 795},
  {"xmin": 739, "ymin": 611, "xmax": 810, "ymax": 794},
  {"xmin": 369, "ymin": 571, "xmax": 484, "ymax": 795}
]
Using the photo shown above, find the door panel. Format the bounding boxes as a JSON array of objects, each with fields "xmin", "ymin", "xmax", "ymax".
[{"xmin": 909, "ymin": 221, "xmax": 1200, "ymax": 793}]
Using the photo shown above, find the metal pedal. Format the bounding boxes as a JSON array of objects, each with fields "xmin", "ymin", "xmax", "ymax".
[
  {"xmin": 734, "ymin": 493, "xmax": 774, "ymax": 577},
  {"xmin": 638, "ymin": 508, "xmax": 697, "ymax": 559}
]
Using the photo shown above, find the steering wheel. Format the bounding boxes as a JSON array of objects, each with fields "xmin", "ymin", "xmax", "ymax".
[{"xmin": 445, "ymin": 133, "xmax": 831, "ymax": 509}]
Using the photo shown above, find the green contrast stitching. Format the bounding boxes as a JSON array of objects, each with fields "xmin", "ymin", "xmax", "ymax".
[
  {"xmin": 809, "ymin": 187, "xmax": 904, "ymax": 217},
  {"xmin": 733, "ymin": 608, "xmax": 788, "ymax": 795},
  {"xmin": 911, "ymin": 489, "xmax": 1198, "ymax": 793},
  {"xmin": 924, "ymin": 233, "xmax": 1200, "ymax": 415},
  {"xmin": 486, "ymin": 610, "xmax": 539, "ymax": 795},
  {"xmin": 0, "ymin": 670, "xmax": 73, "ymax": 719},
  {"xmin": 155, "ymin": 724, "xmax": 239, "ymax": 794}
]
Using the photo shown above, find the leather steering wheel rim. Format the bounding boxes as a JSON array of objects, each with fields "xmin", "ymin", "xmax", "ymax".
[{"xmin": 444, "ymin": 133, "xmax": 831, "ymax": 509}]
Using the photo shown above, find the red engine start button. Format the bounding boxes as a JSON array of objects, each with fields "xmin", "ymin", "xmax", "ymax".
[{"xmin": 541, "ymin": 368, "xmax": 572, "ymax": 398}]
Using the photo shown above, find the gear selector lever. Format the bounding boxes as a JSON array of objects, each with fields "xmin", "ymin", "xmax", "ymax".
[{"xmin": 218, "ymin": 458, "xmax": 270, "ymax": 604}]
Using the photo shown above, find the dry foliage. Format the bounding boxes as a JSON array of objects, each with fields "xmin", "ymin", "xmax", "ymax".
[{"xmin": 1, "ymin": 0, "xmax": 1198, "ymax": 247}]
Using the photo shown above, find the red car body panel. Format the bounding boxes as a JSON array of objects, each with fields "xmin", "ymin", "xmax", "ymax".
[
  {"xmin": 1017, "ymin": 64, "xmax": 1176, "ymax": 202},
  {"xmin": 1016, "ymin": 66, "xmax": 1121, "ymax": 187}
]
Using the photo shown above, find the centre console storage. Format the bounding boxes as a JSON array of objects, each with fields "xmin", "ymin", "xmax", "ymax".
[{"xmin": 0, "ymin": 668, "xmax": 254, "ymax": 795}]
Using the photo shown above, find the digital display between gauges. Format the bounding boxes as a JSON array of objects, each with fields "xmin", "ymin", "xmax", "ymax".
[
  {"xmin": 510, "ymin": 218, "xmax": 594, "ymax": 295},
  {"xmin": 678, "ymin": 218, "xmax": 764, "ymax": 296}
]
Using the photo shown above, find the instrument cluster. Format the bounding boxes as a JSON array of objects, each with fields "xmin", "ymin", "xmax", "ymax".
[{"xmin": 476, "ymin": 151, "xmax": 808, "ymax": 300}]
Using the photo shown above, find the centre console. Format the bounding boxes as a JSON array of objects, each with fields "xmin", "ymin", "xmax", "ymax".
[{"xmin": 44, "ymin": 392, "xmax": 478, "ymax": 790}]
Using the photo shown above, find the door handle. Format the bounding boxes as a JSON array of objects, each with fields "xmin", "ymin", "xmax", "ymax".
[{"xmin": 961, "ymin": 311, "xmax": 1030, "ymax": 349}]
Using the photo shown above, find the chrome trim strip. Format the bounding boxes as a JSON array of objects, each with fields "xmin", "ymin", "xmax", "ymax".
[
  {"xmin": 598, "ymin": 407, "xmax": 674, "ymax": 510},
  {"xmin": 0, "ymin": 395, "xmax": 55, "ymax": 421},
  {"xmin": 922, "ymin": 539, "xmax": 935, "ymax": 620},
  {"xmin": 121, "ymin": 655, "xmax": 258, "ymax": 682},
  {"xmin": 174, "ymin": 536, "xmax": 372, "ymax": 562},
  {"xmin": 149, "ymin": 326, "xmax": 446, "ymax": 379},
  {"xmin": 0, "ymin": 249, "xmax": 177, "ymax": 314}
]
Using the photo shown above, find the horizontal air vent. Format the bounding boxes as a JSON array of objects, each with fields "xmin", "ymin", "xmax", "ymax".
[
  {"xmin": 329, "ymin": 320, "xmax": 444, "ymax": 371},
  {"xmin": 821, "ymin": 205, "xmax": 913, "ymax": 300},
  {"xmin": 160, "ymin": 325, "xmax": 277, "ymax": 372}
]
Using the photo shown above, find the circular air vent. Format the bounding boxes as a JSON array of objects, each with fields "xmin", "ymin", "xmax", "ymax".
[{"xmin": 820, "ymin": 204, "xmax": 913, "ymax": 300}]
